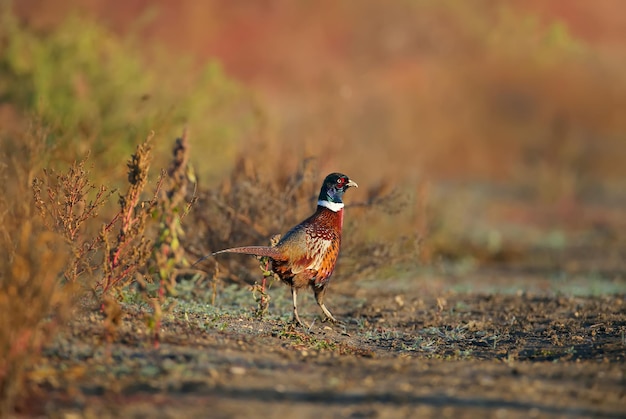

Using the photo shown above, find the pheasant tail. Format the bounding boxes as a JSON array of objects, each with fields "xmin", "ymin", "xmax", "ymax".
[{"xmin": 212, "ymin": 246, "xmax": 287, "ymax": 260}]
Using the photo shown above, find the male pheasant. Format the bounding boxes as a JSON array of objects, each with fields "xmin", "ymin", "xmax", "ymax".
[{"xmin": 204, "ymin": 173, "xmax": 357, "ymax": 327}]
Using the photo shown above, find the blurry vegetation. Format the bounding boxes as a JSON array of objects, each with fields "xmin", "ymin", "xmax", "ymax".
[
  {"xmin": 0, "ymin": 8, "xmax": 260, "ymax": 181},
  {"xmin": 0, "ymin": 125, "xmax": 76, "ymax": 416},
  {"xmin": 0, "ymin": 11, "xmax": 257, "ymax": 410},
  {"xmin": 1, "ymin": 121, "xmax": 196, "ymax": 411},
  {"xmin": 2, "ymin": 1, "xmax": 623, "ymax": 268},
  {"xmin": 1, "ymin": 1, "xmax": 626, "ymax": 413},
  {"xmin": 0, "ymin": 8, "xmax": 206, "ymax": 397},
  {"xmin": 218, "ymin": 0, "xmax": 625, "ymax": 201}
]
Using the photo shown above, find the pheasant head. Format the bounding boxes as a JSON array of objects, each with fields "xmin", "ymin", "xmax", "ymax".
[{"xmin": 317, "ymin": 173, "xmax": 358, "ymax": 212}]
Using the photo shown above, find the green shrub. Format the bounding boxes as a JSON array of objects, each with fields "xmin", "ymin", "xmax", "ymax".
[{"xmin": 0, "ymin": 10, "xmax": 260, "ymax": 181}]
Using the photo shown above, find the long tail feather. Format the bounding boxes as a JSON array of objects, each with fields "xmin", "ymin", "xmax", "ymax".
[
  {"xmin": 213, "ymin": 246, "xmax": 285, "ymax": 259},
  {"xmin": 192, "ymin": 245, "xmax": 285, "ymax": 267}
]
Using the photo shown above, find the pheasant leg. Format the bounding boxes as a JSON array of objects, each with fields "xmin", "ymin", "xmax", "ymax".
[
  {"xmin": 314, "ymin": 287, "xmax": 337, "ymax": 323},
  {"xmin": 291, "ymin": 287, "xmax": 309, "ymax": 328}
]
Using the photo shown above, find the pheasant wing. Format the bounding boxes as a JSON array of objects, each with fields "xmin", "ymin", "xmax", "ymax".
[{"xmin": 277, "ymin": 217, "xmax": 340, "ymax": 286}]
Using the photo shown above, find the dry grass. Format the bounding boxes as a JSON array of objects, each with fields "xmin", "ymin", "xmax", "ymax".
[
  {"xmin": 33, "ymin": 157, "xmax": 114, "ymax": 284},
  {"xmin": 0, "ymin": 122, "xmax": 199, "ymax": 412},
  {"xmin": 0, "ymin": 127, "xmax": 76, "ymax": 415},
  {"xmin": 0, "ymin": 217, "xmax": 72, "ymax": 416},
  {"xmin": 99, "ymin": 135, "xmax": 155, "ymax": 297}
]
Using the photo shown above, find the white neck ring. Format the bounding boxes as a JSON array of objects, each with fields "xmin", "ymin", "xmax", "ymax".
[{"xmin": 318, "ymin": 200, "xmax": 344, "ymax": 212}]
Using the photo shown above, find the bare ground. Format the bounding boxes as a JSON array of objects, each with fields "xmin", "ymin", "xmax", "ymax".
[{"xmin": 16, "ymin": 255, "xmax": 626, "ymax": 419}]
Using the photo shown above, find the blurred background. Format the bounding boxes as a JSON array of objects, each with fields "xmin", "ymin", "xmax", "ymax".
[
  {"xmin": 2, "ymin": 3, "xmax": 625, "ymax": 414},
  {"xmin": 3, "ymin": 0, "xmax": 626, "ymax": 280}
]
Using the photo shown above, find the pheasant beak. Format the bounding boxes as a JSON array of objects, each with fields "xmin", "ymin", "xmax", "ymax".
[{"xmin": 347, "ymin": 179, "xmax": 358, "ymax": 188}]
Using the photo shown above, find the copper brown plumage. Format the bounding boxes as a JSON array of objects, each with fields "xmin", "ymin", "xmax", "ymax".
[{"xmin": 199, "ymin": 173, "xmax": 358, "ymax": 327}]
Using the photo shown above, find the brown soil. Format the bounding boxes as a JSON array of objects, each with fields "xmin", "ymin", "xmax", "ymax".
[{"xmin": 17, "ymin": 262, "xmax": 625, "ymax": 418}]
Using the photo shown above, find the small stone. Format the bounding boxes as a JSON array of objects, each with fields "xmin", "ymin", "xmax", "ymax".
[{"xmin": 229, "ymin": 366, "xmax": 246, "ymax": 375}]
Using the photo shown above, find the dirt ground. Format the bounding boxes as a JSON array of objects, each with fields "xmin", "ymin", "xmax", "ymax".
[{"xmin": 16, "ymin": 252, "xmax": 625, "ymax": 419}]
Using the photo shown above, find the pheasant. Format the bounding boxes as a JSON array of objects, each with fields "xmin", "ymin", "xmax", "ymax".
[{"xmin": 199, "ymin": 173, "xmax": 358, "ymax": 327}]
